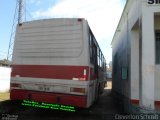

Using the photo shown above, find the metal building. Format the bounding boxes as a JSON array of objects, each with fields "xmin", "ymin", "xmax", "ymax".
[{"xmin": 112, "ymin": 0, "xmax": 160, "ymax": 113}]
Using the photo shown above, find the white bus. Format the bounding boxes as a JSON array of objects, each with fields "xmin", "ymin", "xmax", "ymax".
[{"xmin": 10, "ymin": 18, "xmax": 106, "ymax": 108}]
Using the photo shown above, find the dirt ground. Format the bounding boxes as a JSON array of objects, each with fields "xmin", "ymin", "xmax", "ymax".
[
  {"xmin": 105, "ymin": 81, "xmax": 112, "ymax": 90},
  {"xmin": 0, "ymin": 92, "xmax": 10, "ymax": 101}
]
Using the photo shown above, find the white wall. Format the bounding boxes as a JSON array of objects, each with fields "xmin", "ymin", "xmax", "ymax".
[
  {"xmin": 155, "ymin": 15, "xmax": 160, "ymax": 101},
  {"xmin": 155, "ymin": 65, "xmax": 160, "ymax": 100},
  {"xmin": 112, "ymin": 0, "xmax": 141, "ymax": 99},
  {"xmin": 112, "ymin": 0, "xmax": 160, "ymax": 110},
  {"xmin": 131, "ymin": 23, "xmax": 140, "ymax": 100},
  {"xmin": 141, "ymin": 0, "xmax": 160, "ymax": 109},
  {"xmin": 0, "ymin": 67, "xmax": 11, "ymax": 92},
  {"xmin": 129, "ymin": 0, "xmax": 141, "ymax": 101}
]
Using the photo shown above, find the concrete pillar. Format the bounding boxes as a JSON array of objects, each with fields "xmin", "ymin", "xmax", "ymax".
[
  {"xmin": 131, "ymin": 22, "xmax": 140, "ymax": 101},
  {"xmin": 141, "ymin": 10, "xmax": 155, "ymax": 109}
]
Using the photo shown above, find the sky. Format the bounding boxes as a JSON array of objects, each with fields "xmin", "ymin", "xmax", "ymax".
[{"xmin": 0, "ymin": 0, "xmax": 126, "ymax": 64}]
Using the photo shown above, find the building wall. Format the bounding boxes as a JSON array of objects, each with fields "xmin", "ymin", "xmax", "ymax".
[
  {"xmin": 112, "ymin": 0, "xmax": 160, "ymax": 112},
  {"xmin": 129, "ymin": 0, "xmax": 142, "ymax": 101},
  {"xmin": 130, "ymin": 22, "xmax": 140, "ymax": 101},
  {"xmin": 155, "ymin": 15, "xmax": 160, "ymax": 101},
  {"xmin": 141, "ymin": 0, "xmax": 160, "ymax": 109},
  {"xmin": 112, "ymin": 0, "xmax": 141, "ymax": 103},
  {"xmin": 0, "ymin": 67, "xmax": 11, "ymax": 92}
]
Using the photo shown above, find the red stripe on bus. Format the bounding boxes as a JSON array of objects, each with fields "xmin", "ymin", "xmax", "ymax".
[
  {"xmin": 11, "ymin": 65, "xmax": 89, "ymax": 80},
  {"xmin": 130, "ymin": 99, "xmax": 139, "ymax": 105},
  {"xmin": 155, "ymin": 101, "xmax": 160, "ymax": 108},
  {"xmin": 10, "ymin": 89, "xmax": 87, "ymax": 108},
  {"xmin": 155, "ymin": 101, "xmax": 160, "ymax": 105}
]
